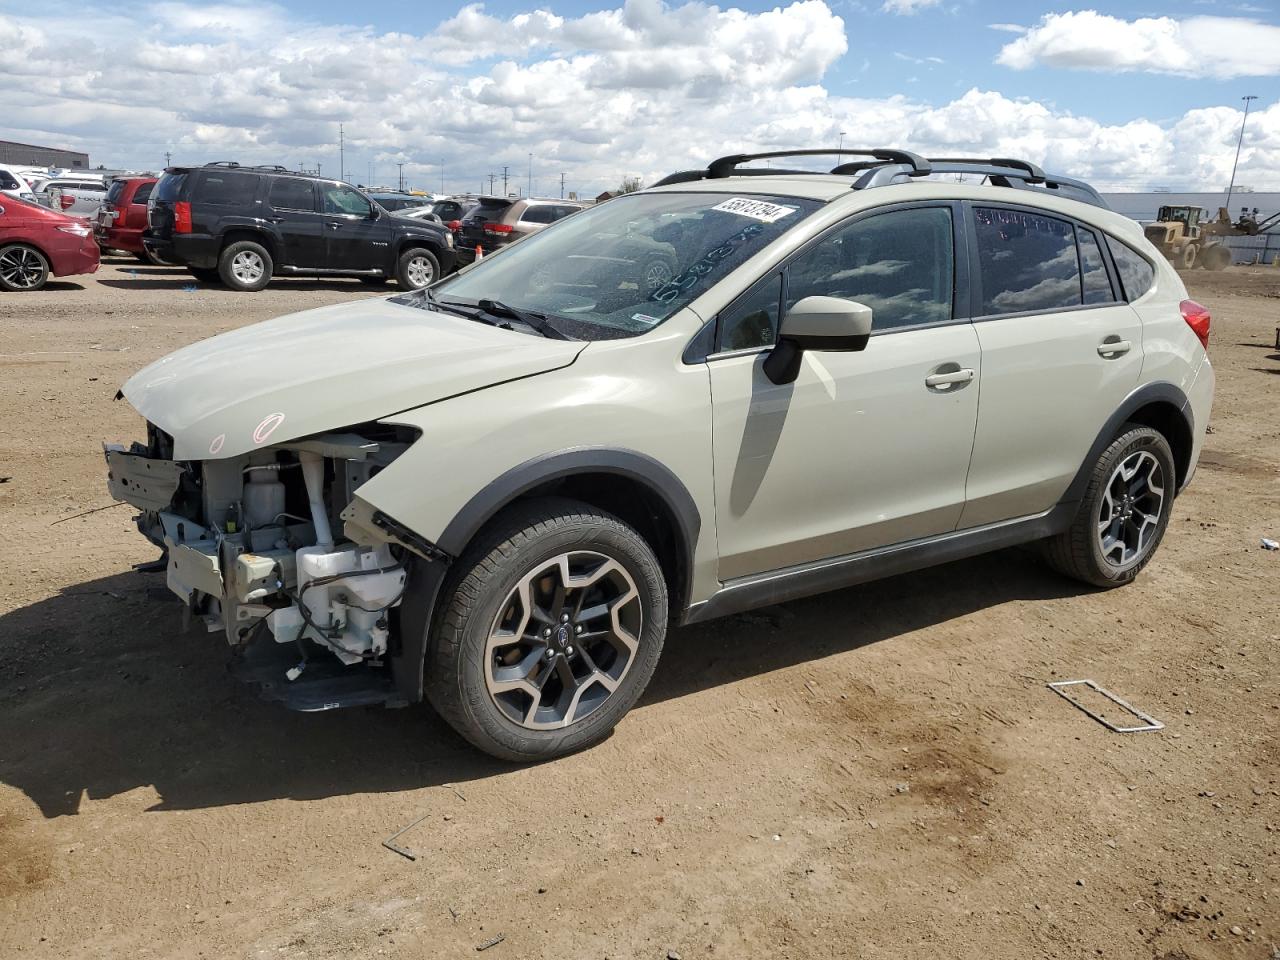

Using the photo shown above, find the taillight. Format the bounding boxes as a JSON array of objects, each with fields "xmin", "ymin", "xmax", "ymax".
[
  {"xmin": 482, "ymin": 222, "xmax": 513, "ymax": 236},
  {"xmin": 446, "ymin": 219, "xmax": 461, "ymax": 230},
  {"xmin": 174, "ymin": 201, "xmax": 192, "ymax": 234},
  {"xmin": 58, "ymin": 194, "xmax": 75, "ymax": 210},
  {"xmin": 1180, "ymin": 299, "xmax": 1211, "ymax": 350}
]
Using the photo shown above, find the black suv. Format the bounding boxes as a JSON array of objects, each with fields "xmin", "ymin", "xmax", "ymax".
[{"xmin": 143, "ymin": 163, "xmax": 457, "ymax": 291}]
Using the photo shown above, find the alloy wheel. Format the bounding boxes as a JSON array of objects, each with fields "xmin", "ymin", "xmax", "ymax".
[
  {"xmin": 485, "ymin": 551, "xmax": 642, "ymax": 730},
  {"xmin": 406, "ymin": 255, "xmax": 434, "ymax": 287},
  {"xmin": 231, "ymin": 250, "xmax": 265, "ymax": 284},
  {"xmin": 1096, "ymin": 450, "xmax": 1165, "ymax": 567},
  {"xmin": 0, "ymin": 247, "xmax": 46, "ymax": 289}
]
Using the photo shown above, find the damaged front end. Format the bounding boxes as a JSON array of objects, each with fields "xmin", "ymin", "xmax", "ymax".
[{"xmin": 105, "ymin": 421, "xmax": 428, "ymax": 710}]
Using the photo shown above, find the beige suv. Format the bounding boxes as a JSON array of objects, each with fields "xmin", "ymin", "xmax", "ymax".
[{"xmin": 105, "ymin": 149, "xmax": 1214, "ymax": 761}]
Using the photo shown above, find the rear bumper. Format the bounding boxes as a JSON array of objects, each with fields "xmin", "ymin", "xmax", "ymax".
[
  {"xmin": 144, "ymin": 233, "xmax": 218, "ymax": 269},
  {"xmin": 1182, "ymin": 355, "xmax": 1215, "ymax": 490},
  {"xmin": 97, "ymin": 225, "xmax": 145, "ymax": 253},
  {"xmin": 49, "ymin": 235, "xmax": 100, "ymax": 277}
]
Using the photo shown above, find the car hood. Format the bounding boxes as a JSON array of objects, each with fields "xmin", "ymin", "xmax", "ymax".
[{"xmin": 122, "ymin": 297, "xmax": 586, "ymax": 460}]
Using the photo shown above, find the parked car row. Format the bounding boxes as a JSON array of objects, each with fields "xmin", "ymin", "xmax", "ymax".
[{"xmin": 1, "ymin": 159, "xmax": 594, "ymax": 293}]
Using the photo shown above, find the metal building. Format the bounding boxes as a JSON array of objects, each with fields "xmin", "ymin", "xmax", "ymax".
[{"xmin": 0, "ymin": 139, "xmax": 90, "ymax": 169}]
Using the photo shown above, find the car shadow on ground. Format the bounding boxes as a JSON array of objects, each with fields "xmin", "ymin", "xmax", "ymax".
[{"xmin": 0, "ymin": 549, "xmax": 1086, "ymax": 818}]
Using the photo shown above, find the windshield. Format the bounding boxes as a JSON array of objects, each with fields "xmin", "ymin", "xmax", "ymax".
[{"xmin": 427, "ymin": 191, "xmax": 821, "ymax": 339}]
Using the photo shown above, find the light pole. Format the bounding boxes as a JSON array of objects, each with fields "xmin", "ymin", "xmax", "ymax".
[
  {"xmin": 528, "ymin": 152, "xmax": 533, "ymax": 197},
  {"xmin": 1225, "ymin": 95, "xmax": 1258, "ymax": 215},
  {"xmin": 838, "ymin": 131, "xmax": 846, "ymax": 153}
]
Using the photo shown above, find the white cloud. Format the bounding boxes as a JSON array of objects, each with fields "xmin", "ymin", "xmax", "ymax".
[
  {"xmin": 0, "ymin": 1, "xmax": 1277, "ymax": 194},
  {"xmin": 987, "ymin": 23, "xmax": 1026, "ymax": 34},
  {"xmin": 996, "ymin": 11, "xmax": 1280, "ymax": 79},
  {"xmin": 881, "ymin": 0, "xmax": 940, "ymax": 13}
]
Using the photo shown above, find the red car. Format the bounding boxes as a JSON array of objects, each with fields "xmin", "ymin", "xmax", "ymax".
[
  {"xmin": 0, "ymin": 194, "xmax": 99, "ymax": 291},
  {"xmin": 95, "ymin": 176, "xmax": 165, "ymax": 263}
]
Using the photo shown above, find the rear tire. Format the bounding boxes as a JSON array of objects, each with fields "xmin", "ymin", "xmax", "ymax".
[
  {"xmin": 1041, "ymin": 424, "xmax": 1176, "ymax": 588},
  {"xmin": 423, "ymin": 497, "xmax": 668, "ymax": 762},
  {"xmin": 395, "ymin": 247, "xmax": 439, "ymax": 289},
  {"xmin": 0, "ymin": 244, "xmax": 50, "ymax": 291},
  {"xmin": 218, "ymin": 240, "xmax": 272, "ymax": 291}
]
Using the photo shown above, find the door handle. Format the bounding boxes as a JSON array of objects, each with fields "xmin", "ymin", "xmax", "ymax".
[
  {"xmin": 326, "ymin": 221, "xmax": 342, "ymax": 230},
  {"xmin": 925, "ymin": 367, "xmax": 975, "ymax": 389},
  {"xmin": 1097, "ymin": 337, "xmax": 1131, "ymax": 358}
]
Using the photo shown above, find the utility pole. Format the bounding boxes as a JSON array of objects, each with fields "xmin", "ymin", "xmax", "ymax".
[
  {"xmin": 838, "ymin": 131, "xmax": 845, "ymax": 153},
  {"xmin": 488, "ymin": 173, "xmax": 497, "ymax": 194},
  {"xmin": 397, "ymin": 162, "xmax": 405, "ymax": 191},
  {"xmin": 164, "ymin": 150, "xmax": 172, "ymax": 168},
  {"xmin": 528, "ymin": 152, "xmax": 532, "ymax": 197},
  {"xmin": 1225, "ymin": 94, "xmax": 1258, "ymax": 215},
  {"xmin": 367, "ymin": 160, "xmax": 373, "ymax": 187},
  {"xmin": 440, "ymin": 159, "xmax": 444, "ymax": 194},
  {"xmin": 339, "ymin": 123, "xmax": 345, "ymax": 183},
  {"xmin": 502, "ymin": 166, "xmax": 509, "ymax": 196},
  {"xmin": 560, "ymin": 172, "xmax": 566, "ymax": 198}
]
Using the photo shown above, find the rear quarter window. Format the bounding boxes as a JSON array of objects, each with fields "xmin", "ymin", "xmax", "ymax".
[
  {"xmin": 198, "ymin": 171, "xmax": 262, "ymax": 206},
  {"xmin": 106, "ymin": 181, "xmax": 126, "ymax": 203},
  {"xmin": 131, "ymin": 182, "xmax": 154, "ymax": 204},
  {"xmin": 154, "ymin": 173, "xmax": 188, "ymax": 202},
  {"xmin": 1106, "ymin": 236, "xmax": 1155, "ymax": 302}
]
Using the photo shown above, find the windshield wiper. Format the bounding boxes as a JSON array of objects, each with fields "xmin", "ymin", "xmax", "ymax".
[{"xmin": 477, "ymin": 299, "xmax": 571, "ymax": 340}]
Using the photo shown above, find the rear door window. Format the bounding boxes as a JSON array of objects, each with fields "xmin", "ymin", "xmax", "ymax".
[
  {"xmin": 973, "ymin": 207, "xmax": 1081, "ymax": 315},
  {"xmin": 132, "ymin": 182, "xmax": 154, "ymax": 205},
  {"xmin": 199, "ymin": 171, "xmax": 261, "ymax": 206},
  {"xmin": 105, "ymin": 180, "xmax": 126, "ymax": 204},
  {"xmin": 269, "ymin": 177, "xmax": 316, "ymax": 212},
  {"xmin": 1106, "ymin": 236, "xmax": 1155, "ymax": 302}
]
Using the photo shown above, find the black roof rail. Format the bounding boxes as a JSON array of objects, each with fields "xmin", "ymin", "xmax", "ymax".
[
  {"xmin": 202, "ymin": 161, "xmax": 295, "ymax": 174},
  {"xmin": 649, "ymin": 148, "xmax": 1107, "ymax": 210},
  {"xmin": 707, "ymin": 148, "xmax": 931, "ymax": 179}
]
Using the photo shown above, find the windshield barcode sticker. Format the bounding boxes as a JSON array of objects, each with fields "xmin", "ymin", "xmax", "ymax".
[{"xmin": 711, "ymin": 197, "xmax": 798, "ymax": 223}]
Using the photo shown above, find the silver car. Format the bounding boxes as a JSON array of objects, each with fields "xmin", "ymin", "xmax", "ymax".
[
  {"xmin": 39, "ymin": 176, "xmax": 107, "ymax": 217},
  {"xmin": 104, "ymin": 149, "xmax": 1214, "ymax": 761}
]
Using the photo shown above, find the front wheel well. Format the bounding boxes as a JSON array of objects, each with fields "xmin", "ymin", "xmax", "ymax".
[
  {"xmin": 1125, "ymin": 401, "xmax": 1193, "ymax": 489},
  {"xmin": 501, "ymin": 474, "xmax": 690, "ymax": 618}
]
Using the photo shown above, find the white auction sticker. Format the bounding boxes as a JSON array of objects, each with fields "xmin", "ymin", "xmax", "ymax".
[{"xmin": 711, "ymin": 197, "xmax": 798, "ymax": 223}]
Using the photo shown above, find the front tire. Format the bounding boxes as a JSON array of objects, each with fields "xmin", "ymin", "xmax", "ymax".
[
  {"xmin": 1042, "ymin": 424, "xmax": 1176, "ymax": 588},
  {"xmin": 218, "ymin": 240, "xmax": 272, "ymax": 291},
  {"xmin": 0, "ymin": 244, "xmax": 50, "ymax": 291},
  {"xmin": 395, "ymin": 247, "xmax": 439, "ymax": 289},
  {"xmin": 423, "ymin": 498, "xmax": 668, "ymax": 761}
]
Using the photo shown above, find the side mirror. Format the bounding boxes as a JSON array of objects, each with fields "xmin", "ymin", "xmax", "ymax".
[{"xmin": 763, "ymin": 296, "xmax": 872, "ymax": 385}]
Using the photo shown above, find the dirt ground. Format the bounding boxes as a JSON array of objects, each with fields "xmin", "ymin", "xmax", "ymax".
[{"xmin": 1, "ymin": 256, "xmax": 1277, "ymax": 959}]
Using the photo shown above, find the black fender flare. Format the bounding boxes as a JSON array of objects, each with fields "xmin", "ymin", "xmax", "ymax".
[
  {"xmin": 438, "ymin": 446, "xmax": 701, "ymax": 561},
  {"xmin": 1062, "ymin": 380, "xmax": 1194, "ymax": 505},
  {"xmin": 393, "ymin": 447, "xmax": 702, "ymax": 703}
]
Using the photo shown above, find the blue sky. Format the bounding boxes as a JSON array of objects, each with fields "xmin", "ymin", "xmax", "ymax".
[{"xmin": 1, "ymin": 1, "xmax": 1278, "ymax": 192}]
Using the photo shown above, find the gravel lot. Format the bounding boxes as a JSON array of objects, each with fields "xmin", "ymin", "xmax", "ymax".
[{"xmin": 1, "ymin": 256, "xmax": 1277, "ymax": 959}]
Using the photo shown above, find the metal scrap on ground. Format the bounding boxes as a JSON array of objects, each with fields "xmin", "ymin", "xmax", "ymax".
[{"xmin": 1048, "ymin": 679, "xmax": 1165, "ymax": 733}]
